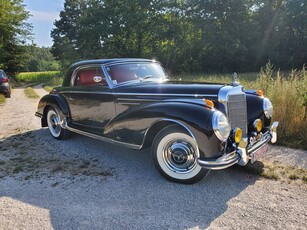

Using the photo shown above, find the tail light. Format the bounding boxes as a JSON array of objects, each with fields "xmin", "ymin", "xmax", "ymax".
[{"xmin": 2, "ymin": 77, "xmax": 8, "ymax": 83}]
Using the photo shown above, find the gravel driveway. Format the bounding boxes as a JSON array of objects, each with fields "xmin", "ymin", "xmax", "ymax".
[{"xmin": 0, "ymin": 87, "xmax": 306, "ymax": 230}]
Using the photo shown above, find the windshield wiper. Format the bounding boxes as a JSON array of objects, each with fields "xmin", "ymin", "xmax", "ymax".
[{"xmin": 139, "ymin": 75, "xmax": 154, "ymax": 82}]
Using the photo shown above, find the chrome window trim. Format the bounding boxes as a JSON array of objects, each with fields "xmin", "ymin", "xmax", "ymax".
[
  {"xmin": 70, "ymin": 64, "xmax": 113, "ymax": 88},
  {"xmin": 101, "ymin": 61, "xmax": 167, "ymax": 89}
]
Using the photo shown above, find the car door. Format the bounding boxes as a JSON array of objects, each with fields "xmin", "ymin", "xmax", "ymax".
[{"xmin": 61, "ymin": 65, "xmax": 116, "ymax": 134}]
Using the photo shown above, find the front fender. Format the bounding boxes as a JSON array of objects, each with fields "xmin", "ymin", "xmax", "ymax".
[
  {"xmin": 35, "ymin": 94, "xmax": 69, "ymax": 127},
  {"xmin": 105, "ymin": 102, "xmax": 222, "ymax": 158}
]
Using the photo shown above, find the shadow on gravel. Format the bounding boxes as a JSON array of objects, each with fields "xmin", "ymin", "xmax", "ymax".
[{"xmin": 0, "ymin": 129, "xmax": 262, "ymax": 229}]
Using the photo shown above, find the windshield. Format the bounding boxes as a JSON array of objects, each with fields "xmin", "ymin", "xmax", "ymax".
[{"xmin": 106, "ymin": 62, "xmax": 167, "ymax": 85}]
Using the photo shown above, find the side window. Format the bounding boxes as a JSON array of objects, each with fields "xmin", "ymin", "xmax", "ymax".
[{"xmin": 74, "ymin": 67, "xmax": 107, "ymax": 86}]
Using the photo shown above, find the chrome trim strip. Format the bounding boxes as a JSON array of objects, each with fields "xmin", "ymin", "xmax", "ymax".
[
  {"xmin": 61, "ymin": 91, "xmax": 111, "ymax": 95},
  {"xmin": 114, "ymin": 92, "xmax": 217, "ymax": 97},
  {"xmin": 117, "ymin": 98, "xmax": 160, "ymax": 102},
  {"xmin": 197, "ymin": 150, "xmax": 240, "ymax": 170},
  {"xmin": 61, "ymin": 122, "xmax": 142, "ymax": 149},
  {"xmin": 117, "ymin": 102, "xmax": 141, "ymax": 105},
  {"xmin": 59, "ymin": 90, "xmax": 216, "ymax": 98}
]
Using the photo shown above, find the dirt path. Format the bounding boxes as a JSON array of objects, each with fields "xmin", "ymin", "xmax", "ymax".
[
  {"xmin": 33, "ymin": 84, "xmax": 48, "ymax": 98},
  {"xmin": 0, "ymin": 87, "xmax": 306, "ymax": 230}
]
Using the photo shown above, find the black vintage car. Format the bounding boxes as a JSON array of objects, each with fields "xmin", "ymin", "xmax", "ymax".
[{"xmin": 36, "ymin": 59, "xmax": 278, "ymax": 184}]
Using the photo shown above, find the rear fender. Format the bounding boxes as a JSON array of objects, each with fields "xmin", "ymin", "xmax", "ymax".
[{"xmin": 36, "ymin": 94, "xmax": 69, "ymax": 127}]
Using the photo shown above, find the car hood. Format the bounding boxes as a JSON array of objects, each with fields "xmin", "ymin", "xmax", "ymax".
[{"xmin": 114, "ymin": 81, "xmax": 225, "ymax": 99}]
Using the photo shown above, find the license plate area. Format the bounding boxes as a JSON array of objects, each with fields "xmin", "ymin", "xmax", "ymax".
[{"xmin": 251, "ymin": 144, "xmax": 268, "ymax": 163}]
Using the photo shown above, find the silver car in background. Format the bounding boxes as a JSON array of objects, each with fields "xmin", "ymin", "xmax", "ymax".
[{"xmin": 0, "ymin": 69, "xmax": 11, "ymax": 98}]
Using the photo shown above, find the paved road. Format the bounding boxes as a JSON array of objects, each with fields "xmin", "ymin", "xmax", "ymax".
[{"xmin": 0, "ymin": 87, "xmax": 306, "ymax": 230}]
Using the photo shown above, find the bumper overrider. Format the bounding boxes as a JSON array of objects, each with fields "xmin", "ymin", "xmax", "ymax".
[{"xmin": 197, "ymin": 122, "xmax": 279, "ymax": 170}]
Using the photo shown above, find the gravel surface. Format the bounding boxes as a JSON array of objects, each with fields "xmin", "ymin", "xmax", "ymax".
[{"xmin": 0, "ymin": 87, "xmax": 306, "ymax": 230}]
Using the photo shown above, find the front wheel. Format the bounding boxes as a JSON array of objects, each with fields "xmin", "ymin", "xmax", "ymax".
[
  {"xmin": 47, "ymin": 106, "xmax": 69, "ymax": 140},
  {"xmin": 152, "ymin": 125, "xmax": 209, "ymax": 184}
]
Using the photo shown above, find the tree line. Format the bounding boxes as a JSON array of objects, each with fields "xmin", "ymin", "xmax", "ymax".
[
  {"xmin": 52, "ymin": 0, "xmax": 306, "ymax": 73},
  {"xmin": 1, "ymin": 0, "xmax": 306, "ymax": 75}
]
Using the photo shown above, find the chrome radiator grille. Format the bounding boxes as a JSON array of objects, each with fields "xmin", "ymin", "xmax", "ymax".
[{"xmin": 227, "ymin": 94, "xmax": 248, "ymax": 136}]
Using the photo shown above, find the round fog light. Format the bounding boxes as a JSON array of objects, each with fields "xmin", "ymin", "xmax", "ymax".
[
  {"xmin": 253, "ymin": 119, "xmax": 263, "ymax": 132},
  {"xmin": 234, "ymin": 128, "xmax": 242, "ymax": 144}
]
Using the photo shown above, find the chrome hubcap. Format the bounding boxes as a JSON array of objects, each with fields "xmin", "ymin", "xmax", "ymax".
[
  {"xmin": 163, "ymin": 140, "xmax": 197, "ymax": 173},
  {"xmin": 48, "ymin": 110, "xmax": 61, "ymax": 136}
]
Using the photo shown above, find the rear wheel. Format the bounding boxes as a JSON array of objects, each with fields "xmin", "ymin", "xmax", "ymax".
[
  {"xmin": 47, "ymin": 106, "xmax": 69, "ymax": 140},
  {"xmin": 152, "ymin": 125, "xmax": 209, "ymax": 184}
]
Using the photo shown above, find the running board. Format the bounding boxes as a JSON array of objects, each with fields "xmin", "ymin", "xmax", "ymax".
[{"xmin": 61, "ymin": 120, "xmax": 142, "ymax": 149}]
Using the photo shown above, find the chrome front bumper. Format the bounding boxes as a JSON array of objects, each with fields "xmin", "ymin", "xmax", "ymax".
[{"xmin": 197, "ymin": 122, "xmax": 279, "ymax": 170}]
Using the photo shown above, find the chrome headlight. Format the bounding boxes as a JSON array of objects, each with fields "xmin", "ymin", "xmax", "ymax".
[
  {"xmin": 212, "ymin": 111, "xmax": 231, "ymax": 142},
  {"xmin": 263, "ymin": 98, "xmax": 273, "ymax": 118}
]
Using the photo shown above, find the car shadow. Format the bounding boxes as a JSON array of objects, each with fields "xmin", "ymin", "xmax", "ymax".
[{"xmin": 0, "ymin": 129, "xmax": 263, "ymax": 229}]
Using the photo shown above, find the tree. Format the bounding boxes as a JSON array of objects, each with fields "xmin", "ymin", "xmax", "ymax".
[
  {"xmin": 23, "ymin": 44, "xmax": 60, "ymax": 72},
  {"xmin": 0, "ymin": 0, "xmax": 32, "ymax": 75},
  {"xmin": 51, "ymin": 0, "xmax": 307, "ymax": 74}
]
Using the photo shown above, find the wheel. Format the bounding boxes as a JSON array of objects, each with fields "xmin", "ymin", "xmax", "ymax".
[
  {"xmin": 5, "ymin": 91, "xmax": 10, "ymax": 98},
  {"xmin": 152, "ymin": 125, "xmax": 209, "ymax": 184},
  {"xmin": 47, "ymin": 106, "xmax": 69, "ymax": 140}
]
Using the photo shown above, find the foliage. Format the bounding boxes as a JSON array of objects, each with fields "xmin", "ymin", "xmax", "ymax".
[
  {"xmin": 16, "ymin": 71, "xmax": 61, "ymax": 82},
  {"xmin": 0, "ymin": 0, "xmax": 32, "ymax": 75},
  {"xmin": 51, "ymin": 0, "xmax": 306, "ymax": 73},
  {"xmin": 23, "ymin": 45, "xmax": 60, "ymax": 72}
]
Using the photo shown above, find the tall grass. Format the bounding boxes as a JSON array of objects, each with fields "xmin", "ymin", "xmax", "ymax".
[
  {"xmin": 0, "ymin": 95, "xmax": 6, "ymax": 104},
  {"xmin": 254, "ymin": 64, "xmax": 307, "ymax": 149},
  {"xmin": 16, "ymin": 71, "xmax": 61, "ymax": 82},
  {"xmin": 174, "ymin": 64, "xmax": 307, "ymax": 150}
]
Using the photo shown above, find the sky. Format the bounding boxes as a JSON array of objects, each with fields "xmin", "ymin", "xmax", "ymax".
[{"xmin": 23, "ymin": 0, "xmax": 64, "ymax": 47}]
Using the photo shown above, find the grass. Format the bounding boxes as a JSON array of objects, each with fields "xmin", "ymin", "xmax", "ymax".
[
  {"xmin": 240, "ymin": 160, "xmax": 307, "ymax": 183},
  {"xmin": 16, "ymin": 71, "xmax": 60, "ymax": 82},
  {"xmin": 24, "ymin": 87, "xmax": 40, "ymax": 99},
  {"xmin": 174, "ymin": 63, "xmax": 307, "ymax": 150},
  {"xmin": 0, "ymin": 95, "xmax": 5, "ymax": 104},
  {"xmin": 43, "ymin": 76, "xmax": 63, "ymax": 92},
  {"xmin": 44, "ymin": 86, "xmax": 53, "ymax": 92}
]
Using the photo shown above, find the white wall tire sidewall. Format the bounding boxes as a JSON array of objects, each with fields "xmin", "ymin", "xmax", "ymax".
[
  {"xmin": 156, "ymin": 132, "xmax": 202, "ymax": 180},
  {"xmin": 47, "ymin": 109, "xmax": 61, "ymax": 138}
]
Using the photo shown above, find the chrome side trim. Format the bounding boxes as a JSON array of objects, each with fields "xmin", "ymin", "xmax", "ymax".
[
  {"xmin": 114, "ymin": 92, "xmax": 217, "ymax": 97},
  {"xmin": 59, "ymin": 90, "xmax": 217, "ymax": 98},
  {"xmin": 61, "ymin": 121, "xmax": 142, "ymax": 149}
]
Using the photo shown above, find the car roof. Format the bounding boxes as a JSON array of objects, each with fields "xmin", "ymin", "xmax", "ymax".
[{"xmin": 69, "ymin": 58, "xmax": 156, "ymax": 69}]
